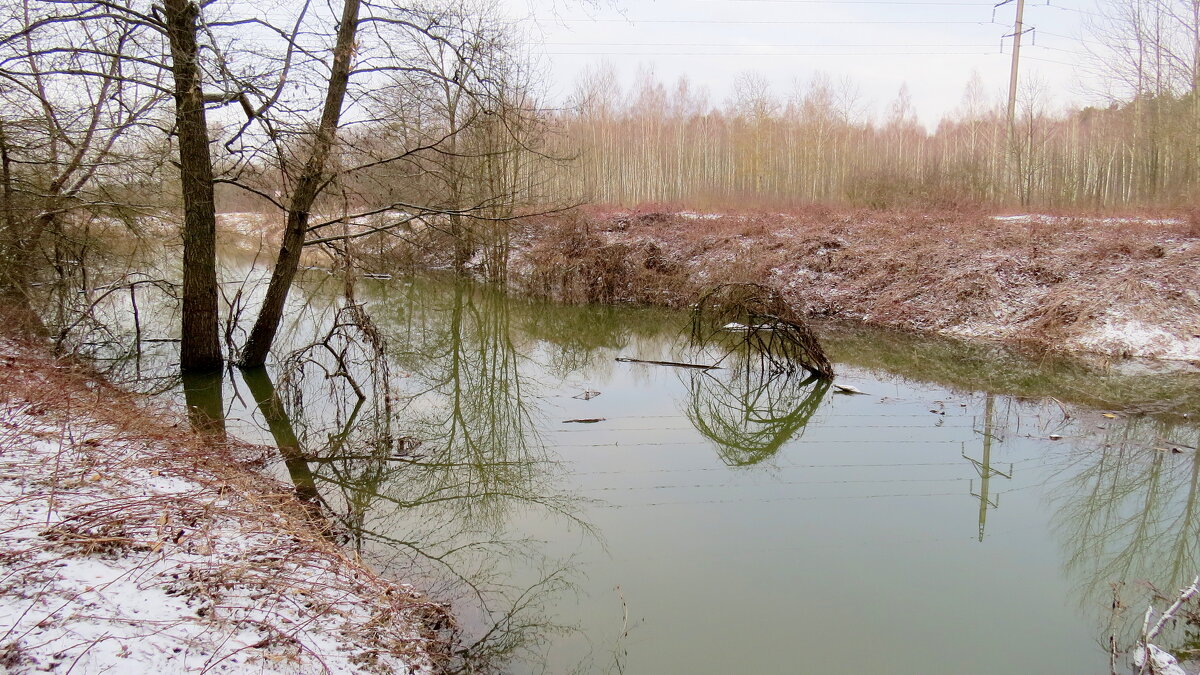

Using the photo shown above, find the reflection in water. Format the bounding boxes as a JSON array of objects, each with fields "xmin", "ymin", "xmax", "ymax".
[
  {"xmin": 241, "ymin": 281, "xmax": 591, "ymax": 672},
  {"xmin": 400, "ymin": 281, "xmax": 545, "ymax": 529},
  {"xmin": 181, "ymin": 370, "xmax": 226, "ymax": 438},
  {"xmin": 825, "ymin": 322, "xmax": 1200, "ymax": 420},
  {"xmin": 964, "ymin": 394, "xmax": 1012, "ymax": 542},
  {"xmin": 378, "ymin": 281, "xmax": 590, "ymax": 670},
  {"xmin": 1050, "ymin": 414, "xmax": 1200, "ymax": 664},
  {"xmin": 683, "ymin": 305, "xmax": 832, "ymax": 466},
  {"xmin": 241, "ymin": 367, "xmax": 322, "ymax": 511},
  {"xmin": 43, "ymin": 252, "xmax": 1200, "ymax": 673},
  {"xmin": 684, "ymin": 353, "xmax": 829, "ymax": 467}
]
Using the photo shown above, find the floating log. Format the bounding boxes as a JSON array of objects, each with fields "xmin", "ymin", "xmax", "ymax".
[{"xmin": 615, "ymin": 357, "xmax": 721, "ymax": 370}]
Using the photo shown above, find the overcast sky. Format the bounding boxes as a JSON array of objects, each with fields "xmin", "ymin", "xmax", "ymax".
[{"xmin": 498, "ymin": 0, "xmax": 1107, "ymax": 127}]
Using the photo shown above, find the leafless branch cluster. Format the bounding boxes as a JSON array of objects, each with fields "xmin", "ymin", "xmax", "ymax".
[
  {"xmin": 0, "ymin": 0, "xmax": 565, "ymax": 371},
  {"xmin": 691, "ymin": 282, "xmax": 834, "ymax": 379}
]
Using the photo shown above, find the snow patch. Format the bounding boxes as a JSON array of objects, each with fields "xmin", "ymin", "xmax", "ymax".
[
  {"xmin": 1134, "ymin": 644, "xmax": 1189, "ymax": 675},
  {"xmin": 991, "ymin": 213, "xmax": 1184, "ymax": 226},
  {"xmin": 1071, "ymin": 315, "xmax": 1200, "ymax": 361},
  {"xmin": 677, "ymin": 211, "xmax": 723, "ymax": 221},
  {"xmin": 0, "ymin": 385, "xmax": 440, "ymax": 673}
]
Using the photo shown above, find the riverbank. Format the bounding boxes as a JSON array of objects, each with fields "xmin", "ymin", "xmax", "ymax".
[
  {"xmin": 0, "ymin": 336, "xmax": 451, "ymax": 673},
  {"xmin": 496, "ymin": 207, "xmax": 1200, "ymax": 363}
]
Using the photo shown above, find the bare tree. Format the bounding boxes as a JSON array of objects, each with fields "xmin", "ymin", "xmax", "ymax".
[
  {"xmin": 160, "ymin": 0, "xmax": 221, "ymax": 372},
  {"xmin": 237, "ymin": 0, "xmax": 361, "ymax": 369},
  {"xmin": 230, "ymin": 0, "xmax": 554, "ymax": 365},
  {"xmin": 0, "ymin": 0, "xmax": 165, "ymax": 335},
  {"xmin": 0, "ymin": 0, "xmax": 261, "ymax": 370}
]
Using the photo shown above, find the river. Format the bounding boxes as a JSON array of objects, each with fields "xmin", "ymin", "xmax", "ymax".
[{"xmin": 69, "ymin": 261, "xmax": 1200, "ymax": 674}]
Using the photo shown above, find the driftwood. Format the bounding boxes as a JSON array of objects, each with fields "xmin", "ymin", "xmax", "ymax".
[{"xmin": 615, "ymin": 357, "xmax": 721, "ymax": 370}]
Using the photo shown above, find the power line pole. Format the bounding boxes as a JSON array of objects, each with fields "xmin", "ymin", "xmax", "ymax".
[
  {"xmin": 1004, "ymin": 0, "xmax": 1027, "ymax": 139},
  {"xmin": 996, "ymin": 0, "xmax": 1030, "ymax": 202}
]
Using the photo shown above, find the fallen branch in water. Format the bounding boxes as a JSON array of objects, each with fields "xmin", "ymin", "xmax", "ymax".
[
  {"xmin": 615, "ymin": 357, "xmax": 721, "ymax": 370},
  {"xmin": 1134, "ymin": 576, "xmax": 1200, "ymax": 675},
  {"xmin": 1147, "ymin": 578, "xmax": 1200, "ymax": 640}
]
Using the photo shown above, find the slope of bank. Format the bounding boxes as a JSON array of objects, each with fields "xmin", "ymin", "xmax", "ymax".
[
  {"xmin": 0, "ymin": 337, "xmax": 450, "ymax": 673},
  {"xmin": 506, "ymin": 208, "xmax": 1200, "ymax": 363}
]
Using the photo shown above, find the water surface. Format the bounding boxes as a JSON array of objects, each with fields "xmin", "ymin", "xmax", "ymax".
[{"xmin": 71, "ymin": 266, "xmax": 1200, "ymax": 674}]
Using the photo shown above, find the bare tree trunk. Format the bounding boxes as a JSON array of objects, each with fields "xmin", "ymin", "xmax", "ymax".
[
  {"xmin": 0, "ymin": 132, "xmax": 43, "ymax": 335},
  {"xmin": 163, "ymin": 0, "xmax": 222, "ymax": 373},
  {"xmin": 450, "ymin": 211, "xmax": 472, "ymax": 271},
  {"xmin": 239, "ymin": 0, "xmax": 361, "ymax": 369}
]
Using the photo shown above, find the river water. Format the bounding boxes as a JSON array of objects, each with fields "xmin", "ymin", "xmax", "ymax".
[{"xmin": 77, "ymin": 265, "xmax": 1200, "ymax": 674}]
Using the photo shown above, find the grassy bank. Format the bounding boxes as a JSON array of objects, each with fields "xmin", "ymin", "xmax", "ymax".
[
  {"xmin": 0, "ymin": 336, "xmax": 452, "ymax": 673},
  {"xmin": 503, "ymin": 207, "xmax": 1200, "ymax": 363}
]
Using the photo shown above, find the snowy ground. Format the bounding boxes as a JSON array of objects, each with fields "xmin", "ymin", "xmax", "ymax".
[{"xmin": 0, "ymin": 340, "xmax": 446, "ymax": 674}]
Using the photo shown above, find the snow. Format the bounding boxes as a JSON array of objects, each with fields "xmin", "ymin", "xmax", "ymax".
[
  {"xmin": 990, "ymin": 214, "xmax": 1184, "ymax": 226},
  {"xmin": 1070, "ymin": 315, "xmax": 1200, "ymax": 362},
  {"xmin": 722, "ymin": 322, "xmax": 780, "ymax": 332},
  {"xmin": 0, "ymin": 387, "xmax": 440, "ymax": 673},
  {"xmin": 677, "ymin": 211, "xmax": 723, "ymax": 221},
  {"xmin": 1134, "ymin": 644, "xmax": 1190, "ymax": 675}
]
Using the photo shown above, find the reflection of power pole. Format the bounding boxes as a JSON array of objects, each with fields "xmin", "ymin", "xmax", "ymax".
[{"xmin": 964, "ymin": 394, "xmax": 1013, "ymax": 542}]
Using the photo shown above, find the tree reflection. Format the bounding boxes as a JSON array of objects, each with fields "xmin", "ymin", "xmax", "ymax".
[
  {"xmin": 684, "ymin": 344, "xmax": 830, "ymax": 466},
  {"xmin": 241, "ymin": 367, "xmax": 323, "ymax": 513},
  {"xmin": 181, "ymin": 370, "xmax": 226, "ymax": 438},
  {"xmin": 1050, "ymin": 414, "xmax": 1200, "ymax": 661},
  {"xmin": 396, "ymin": 280, "xmax": 549, "ymax": 529},
  {"xmin": 247, "ymin": 280, "xmax": 587, "ymax": 673}
]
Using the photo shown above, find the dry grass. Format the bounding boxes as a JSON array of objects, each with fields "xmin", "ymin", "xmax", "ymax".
[
  {"xmin": 0, "ymin": 337, "xmax": 454, "ymax": 674},
  {"xmin": 511, "ymin": 206, "xmax": 1200, "ymax": 360}
]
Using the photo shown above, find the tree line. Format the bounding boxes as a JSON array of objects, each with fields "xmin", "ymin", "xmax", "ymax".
[
  {"xmin": 547, "ymin": 1, "xmax": 1200, "ymax": 210},
  {"xmin": 551, "ymin": 62, "xmax": 1200, "ymax": 210}
]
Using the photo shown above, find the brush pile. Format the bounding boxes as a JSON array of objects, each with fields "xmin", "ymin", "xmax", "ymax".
[{"xmin": 690, "ymin": 282, "xmax": 834, "ymax": 378}]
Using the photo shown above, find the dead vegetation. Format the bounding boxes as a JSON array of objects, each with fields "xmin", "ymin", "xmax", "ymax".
[
  {"xmin": 510, "ymin": 207, "xmax": 1200, "ymax": 361},
  {"xmin": 690, "ymin": 283, "xmax": 833, "ymax": 378},
  {"xmin": 0, "ymin": 337, "xmax": 454, "ymax": 673}
]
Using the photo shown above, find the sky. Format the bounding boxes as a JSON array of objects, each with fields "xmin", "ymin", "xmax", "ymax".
[{"xmin": 498, "ymin": 0, "xmax": 1108, "ymax": 127}]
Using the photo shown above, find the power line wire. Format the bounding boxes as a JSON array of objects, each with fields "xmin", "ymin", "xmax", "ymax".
[
  {"xmin": 540, "ymin": 18, "xmax": 1001, "ymax": 25},
  {"xmin": 543, "ymin": 50, "xmax": 1010, "ymax": 56},
  {"xmin": 543, "ymin": 42, "xmax": 1004, "ymax": 47}
]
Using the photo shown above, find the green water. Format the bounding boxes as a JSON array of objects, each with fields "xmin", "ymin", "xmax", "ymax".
[{"xmin": 79, "ymin": 268, "xmax": 1200, "ymax": 674}]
